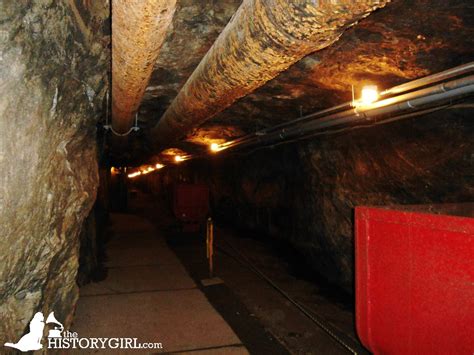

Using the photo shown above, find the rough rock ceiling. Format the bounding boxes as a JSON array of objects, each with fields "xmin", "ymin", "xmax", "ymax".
[{"xmin": 124, "ymin": 0, "xmax": 473, "ymax": 163}]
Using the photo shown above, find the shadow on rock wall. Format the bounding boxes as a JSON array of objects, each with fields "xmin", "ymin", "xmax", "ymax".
[{"xmin": 206, "ymin": 109, "xmax": 473, "ymax": 293}]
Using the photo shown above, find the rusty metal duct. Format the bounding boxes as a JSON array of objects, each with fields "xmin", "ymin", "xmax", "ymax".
[
  {"xmin": 112, "ymin": 0, "xmax": 176, "ymax": 134},
  {"xmin": 151, "ymin": 0, "xmax": 390, "ymax": 148}
]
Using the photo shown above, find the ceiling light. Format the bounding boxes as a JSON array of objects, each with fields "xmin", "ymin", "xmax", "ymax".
[
  {"xmin": 175, "ymin": 155, "xmax": 184, "ymax": 162},
  {"xmin": 127, "ymin": 171, "xmax": 141, "ymax": 178},
  {"xmin": 155, "ymin": 163, "xmax": 164, "ymax": 169},
  {"xmin": 360, "ymin": 85, "xmax": 379, "ymax": 105},
  {"xmin": 141, "ymin": 167, "xmax": 153, "ymax": 175},
  {"xmin": 210, "ymin": 143, "xmax": 220, "ymax": 152}
]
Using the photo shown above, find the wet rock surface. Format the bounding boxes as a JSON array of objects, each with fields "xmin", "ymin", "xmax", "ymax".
[{"xmin": 0, "ymin": 0, "xmax": 108, "ymax": 342}]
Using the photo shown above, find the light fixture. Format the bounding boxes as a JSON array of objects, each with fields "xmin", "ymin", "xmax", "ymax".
[
  {"xmin": 155, "ymin": 163, "xmax": 164, "ymax": 169},
  {"xmin": 174, "ymin": 155, "xmax": 184, "ymax": 162},
  {"xmin": 128, "ymin": 171, "xmax": 141, "ymax": 178},
  {"xmin": 141, "ymin": 166, "xmax": 154, "ymax": 175},
  {"xmin": 210, "ymin": 142, "xmax": 220, "ymax": 152},
  {"xmin": 359, "ymin": 85, "xmax": 379, "ymax": 105}
]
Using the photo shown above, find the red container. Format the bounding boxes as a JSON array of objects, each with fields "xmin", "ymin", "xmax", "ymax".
[
  {"xmin": 355, "ymin": 204, "xmax": 474, "ymax": 355},
  {"xmin": 172, "ymin": 183, "xmax": 209, "ymax": 232}
]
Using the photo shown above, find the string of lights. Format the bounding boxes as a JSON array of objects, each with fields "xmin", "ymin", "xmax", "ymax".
[{"xmin": 124, "ymin": 62, "xmax": 474, "ymax": 179}]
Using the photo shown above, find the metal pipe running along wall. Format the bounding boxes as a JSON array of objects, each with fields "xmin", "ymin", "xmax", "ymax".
[
  {"xmin": 151, "ymin": 0, "xmax": 390, "ymax": 148},
  {"xmin": 112, "ymin": 0, "xmax": 176, "ymax": 134},
  {"xmin": 233, "ymin": 75, "xmax": 474, "ymax": 149}
]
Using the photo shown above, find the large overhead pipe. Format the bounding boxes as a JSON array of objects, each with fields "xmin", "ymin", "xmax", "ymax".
[
  {"xmin": 151, "ymin": 0, "xmax": 390, "ymax": 148},
  {"xmin": 112, "ymin": 0, "xmax": 176, "ymax": 134}
]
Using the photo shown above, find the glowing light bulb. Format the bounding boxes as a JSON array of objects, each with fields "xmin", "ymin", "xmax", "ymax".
[
  {"xmin": 175, "ymin": 155, "xmax": 184, "ymax": 162},
  {"xmin": 127, "ymin": 171, "xmax": 141, "ymax": 178},
  {"xmin": 360, "ymin": 85, "xmax": 379, "ymax": 105},
  {"xmin": 210, "ymin": 143, "xmax": 220, "ymax": 152},
  {"xmin": 155, "ymin": 163, "xmax": 164, "ymax": 169},
  {"xmin": 142, "ymin": 166, "xmax": 153, "ymax": 175}
]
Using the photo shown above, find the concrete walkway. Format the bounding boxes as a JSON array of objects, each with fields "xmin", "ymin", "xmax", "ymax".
[{"xmin": 72, "ymin": 213, "xmax": 248, "ymax": 354}]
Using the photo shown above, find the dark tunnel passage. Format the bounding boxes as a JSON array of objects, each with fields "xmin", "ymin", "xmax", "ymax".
[
  {"xmin": 81, "ymin": 162, "xmax": 363, "ymax": 354},
  {"xmin": 76, "ymin": 100, "xmax": 473, "ymax": 354},
  {"xmin": 1, "ymin": 1, "xmax": 473, "ymax": 354}
]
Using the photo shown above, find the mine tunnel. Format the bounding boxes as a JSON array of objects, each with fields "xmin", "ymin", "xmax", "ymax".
[{"xmin": 1, "ymin": 0, "xmax": 473, "ymax": 354}]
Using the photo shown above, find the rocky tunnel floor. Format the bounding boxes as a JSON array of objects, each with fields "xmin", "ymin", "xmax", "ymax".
[{"xmin": 72, "ymin": 190, "xmax": 367, "ymax": 354}]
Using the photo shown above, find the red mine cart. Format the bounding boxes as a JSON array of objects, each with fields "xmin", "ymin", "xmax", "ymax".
[
  {"xmin": 355, "ymin": 204, "xmax": 474, "ymax": 354},
  {"xmin": 172, "ymin": 183, "xmax": 209, "ymax": 232}
]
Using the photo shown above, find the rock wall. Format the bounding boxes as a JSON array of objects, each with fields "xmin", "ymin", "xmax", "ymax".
[
  {"xmin": 77, "ymin": 167, "xmax": 110, "ymax": 286},
  {"xmin": 202, "ymin": 109, "xmax": 473, "ymax": 292},
  {"xmin": 0, "ymin": 0, "xmax": 109, "ymax": 342}
]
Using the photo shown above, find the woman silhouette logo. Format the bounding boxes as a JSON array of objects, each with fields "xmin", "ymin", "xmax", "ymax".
[{"xmin": 4, "ymin": 312, "xmax": 45, "ymax": 352}]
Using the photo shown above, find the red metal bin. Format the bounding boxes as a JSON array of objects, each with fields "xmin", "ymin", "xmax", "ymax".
[
  {"xmin": 355, "ymin": 204, "xmax": 474, "ymax": 354},
  {"xmin": 172, "ymin": 183, "xmax": 209, "ymax": 232}
]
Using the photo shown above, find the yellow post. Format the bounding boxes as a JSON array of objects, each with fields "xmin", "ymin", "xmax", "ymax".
[
  {"xmin": 206, "ymin": 218, "xmax": 210, "ymax": 259},
  {"xmin": 206, "ymin": 217, "xmax": 214, "ymax": 278}
]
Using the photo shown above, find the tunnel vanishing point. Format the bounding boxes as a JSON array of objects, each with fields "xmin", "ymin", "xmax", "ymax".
[{"xmin": 1, "ymin": 0, "xmax": 473, "ymax": 354}]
